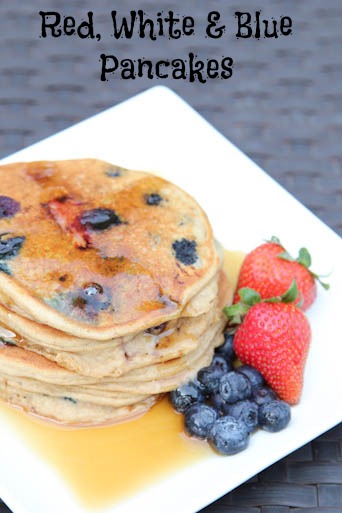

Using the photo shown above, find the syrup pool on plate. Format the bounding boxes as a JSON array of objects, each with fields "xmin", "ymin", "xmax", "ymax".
[{"xmin": 0, "ymin": 249, "xmax": 245, "ymax": 509}]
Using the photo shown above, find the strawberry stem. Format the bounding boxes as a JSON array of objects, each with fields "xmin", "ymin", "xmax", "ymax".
[
  {"xmin": 223, "ymin": 302, "xmax": 250, "ymax": 325},
  {"xmin": 272, "ymin": 237, "xmax": 329, "ymax": 291},
  {"xmin": 223, "ymin": 280, "xmax": 299, "ymax": 326},
  {"xmin": 268, "ymin": 235, "xmax": 282, "ymax": 245},
  {"xmin": 309, "ymin": 271, "xmax": 330, "ymax": 290}
]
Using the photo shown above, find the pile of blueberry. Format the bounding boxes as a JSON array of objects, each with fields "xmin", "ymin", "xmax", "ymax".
[{"xmin": 169, "ymin": 332, "xmax": 291, "ymax": 455}]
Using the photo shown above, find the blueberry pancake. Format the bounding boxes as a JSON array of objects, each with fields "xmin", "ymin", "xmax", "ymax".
[
  {"xmin": 0, "ymin": 159, "xmax": 231, "ymax": 425},
  {"xmin": 0, "ymin": 300, "xmax": 216, "ymax": 378},
  {"xmin": 0, "ymin": 275, "xmax": 229, "ymax": 426},
  {"xmin": 0, "ymin": 269, "xmax": 230, "ymax": 378},
  {"xmin": 0, "ymin": 159, "xmax": 221, "ymax": 340}
]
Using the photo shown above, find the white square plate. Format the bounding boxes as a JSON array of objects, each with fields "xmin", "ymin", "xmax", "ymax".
[{"xmin": 0, "ymin": 86, "xmax": 341, "ymax": 513}]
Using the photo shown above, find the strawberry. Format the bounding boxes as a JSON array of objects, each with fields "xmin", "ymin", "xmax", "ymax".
[
  {"xmin": 234, "ymin": 236, "xmax": 329, "ymax": 310},
  {"xmin": 46, "ymin": 197, "xmax": 90, "ymax": 249},
  {"xmin": 225, "ymin": 282, "xmax": 311, "ymax": 405}
]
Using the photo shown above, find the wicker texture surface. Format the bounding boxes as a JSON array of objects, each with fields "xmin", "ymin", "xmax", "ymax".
[{"xmin": 0, "ymin": 1, "xmax": 341, "ymax": 512}]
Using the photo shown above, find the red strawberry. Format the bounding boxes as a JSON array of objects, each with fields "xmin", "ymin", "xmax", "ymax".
[
  {"xmin": 46, "ymin": 197, "xmax": 90, "ymax": 249},
  {"xmin": 234, "ymin": 237, "xmax": 328, "ymax": 310},
  {"xmin": 225, "ymin": 283, "xmax": 311, "ymax": 405}
]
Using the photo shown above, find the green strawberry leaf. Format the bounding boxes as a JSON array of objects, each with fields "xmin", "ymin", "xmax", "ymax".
[
  {"xmin": 223, "ymin": 302, "xmax": 250, "ymax": 325},
  {"xmin": 264, "ymin": 280, "xmax": 298, "ymax": 304},
  {"xmin": 238, "ymin": 287, "xmax": 261, "ymax": 306},
  {"xmin": 319, "ymin": 279, "xmax": 330, "ymax": 290},
  {"xmin": 310, "ymin": 271, "xmax": 330, "ymax": 290},
  {"xmin": 277, "ymin": 250, "xmax": 295, "ymax": 262},
  {"xmin": 264, "ymin": 296, "xmax": 279, "ymax": 303},
  {"xmin": 277, "ymin": 240, "xmax": 330, "ymax": 291},
  {"xmin": 280, "ymin": 279, "xmax": 298, "ymax": 303},
  {"xmin": 268, "ymin": 236, "xmax": 282, "ymax": 245},
  {"xmin": 223, "ymin": 286, "xmax": 262, "ymax": 324},
  {"xmin": 297, "ymin": 247, "xmax": 311, "ymax": 268},
  {"xmin": 296, "ymin": 291, "xmax": 304, "ymax": 309},
  {"xmin": 297, "ymin": 247, "xmax": 330, "ymax": 290}
]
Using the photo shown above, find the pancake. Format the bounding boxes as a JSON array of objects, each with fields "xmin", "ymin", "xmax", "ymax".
[
  {"xmin": 0, "ymin": 272, "xmax": 220, "ymax": 354},
  {"xmin": 0, "ymin": 269, "xmax": 228, "ymax": 378},
  {"xmin": 0, "ymin": 269, "xmax": 230, "ymax": 378},
  {"xmin": 0, "ymin": 313, "xmax": 224, "ymax": 425},
  {"xmin": 10, "ymin": 307, "xmax": 216, "ymax": 378},
  {"xmin": 0, "ymin": 271, "xmax": 229, "ymax": 426},
  {"xmin": 0, "ymin": 159, "xmax": 221, "ymax": 340},
  {"xmin": 0, "ymin": 379, "xmax": 158, "ymax": 427},
  {"xmin": 0, "ymin": 158, "xmax": 231, "ymax": 426},
  {"xmin": 0, "ymin": 306, "xmax": 225, "ymax": 391}
]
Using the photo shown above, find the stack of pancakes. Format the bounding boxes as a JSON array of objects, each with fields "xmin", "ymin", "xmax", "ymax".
[{"xmin": 0, "ymin": 159, "xmax": 231, "ymax": 426}]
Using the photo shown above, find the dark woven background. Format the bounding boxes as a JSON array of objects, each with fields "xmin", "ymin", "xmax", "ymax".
[{"xmin": 0, "ymin": 1, "xmax": 341, "ymax": 512}]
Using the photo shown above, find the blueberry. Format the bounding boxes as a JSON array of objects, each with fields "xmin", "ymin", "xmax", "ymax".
[
  {"xmin": 184, "ymin": 403, "xmax": 218, "ymax": 439},
  {"xmin": 210, "ymin": 392, "xmax": 230, "ymax": 414},
  {"xmin": 191, "ymin": 376, "xmax": 208, "ymax": 394},
  {"xmin": 252, "ymin": 386, "xmax": 277, "ymax": 406},
  {"xmin": 0, "ymin": 196, "xmax": 20, "ymax": 219},
  {"xmin": 79, "ymin": 208, "xmax": 123, "ymax": 230},
  {"xmin": 72, "ymin": 294, "xmax": 110, "ymax": 313},
  {"xmin": 197, "ymin": 365, "xmax": 225, "ymax": 394},
  {"xmin": 228, "ymin": 400, "xmax": 259, "ymax": 433},
  {"xmin": 70, "ymin": 283, "xmax": 111, "ymax": 316},
  {"xmin": 169, "ymin": 382, "xmax": 204, "ymax": 413},
  {"xmin": 237, "ymin": 365, "xmax": 265, "ymax": 389},
  {"xmin": 212, "ymin": 354, "xmax": 232, "ymax": 373},
  {"xmin": 172, "ymin": 238, "xmax": 198, "ymax": 266},
  {"xmin": 144, "ymin": 193, "xmax": 163, "ymax": 206},
  {"xmin": 0, "ymin": 262, "xmax": 10, "ymax": 274},
  {"xmin": 145, "ymin": 323, "xmax": 167, "ymax": 335},
  {"xmin": 209, "ymin": 416, "xmax": 249, "ymax": 455},
  {"xmin": 63, "ymin": 396, "xmax": 77, "ymax": 404},
  {"xmin": 204, "ymin": 360, "xmax": 232, "ymax": 407},
  {"xmin": 106, "ymin": 167, "xmax": 122, "ymax": 177},
  {"xmin": 83, "ymin": 282, "xmax": 103, "ymax": 296},
  {"xmin": 219, "ymin": 371, "xmax": 252, "ymax": 404},
  {"xmin": 0, "ymin": 234, "xmax": 25, "ymax": 260},
  {"xmin": 215, "ymin": 332, "xmax": 235, "ymax": 361},
  {"xmin": 258, "ymin": 400, "xmax": 291, "ymax": 432},
  {"xmin": 1, "ymin": 339, "xmax": 16, "ymax": 346}
]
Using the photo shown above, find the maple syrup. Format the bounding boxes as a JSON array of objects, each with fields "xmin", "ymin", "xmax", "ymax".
[{"xmin": 0, "ymin": 249, "xmax": 245, "ymax": 508}]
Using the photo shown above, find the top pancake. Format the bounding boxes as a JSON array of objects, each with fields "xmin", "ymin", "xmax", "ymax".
[{"xmin": 0, "ymin": 159, "xmax": 221, "ymax": 339}]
